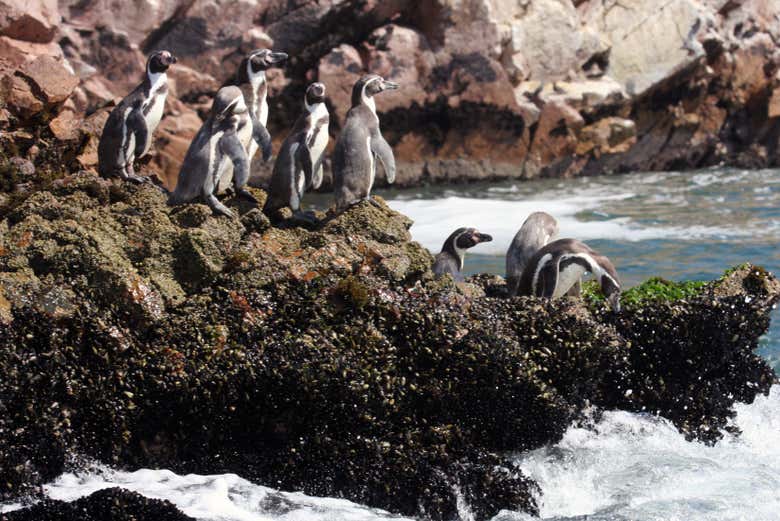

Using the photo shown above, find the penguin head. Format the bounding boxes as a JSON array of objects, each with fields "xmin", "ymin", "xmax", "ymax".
[
  {"xmin": 442, "ymin": 228, "xmax": 493, "ymax": 268},
  {"xmin": 248, "ymin": 49, "xmax": 289, "ymax": 74},
  {"xmin": 351, "ymin": 74, "xmax": 399, "ymax": 107},
  {"xmin": 147, "ymin": 50, "xmax": 177, "ymax": 74},
  {"xmin": 305, "ymin": 82, "xmax": 327, "ymax": 106},
  {"xmin": 212, "ymin": 86, "xmax": 247, "ymax": 126},
  {"xmin": 452, "ymin": 228, "xmax": 493, "ymax": 250},
  {"xmin": 598, "ymin": 263, "xmax": 622, "ymax": 313}
]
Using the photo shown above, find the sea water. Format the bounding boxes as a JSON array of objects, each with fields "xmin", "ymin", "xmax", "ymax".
[{"xmin": 2, "ymin": 168, "xmax": 779, "ymax": 520}]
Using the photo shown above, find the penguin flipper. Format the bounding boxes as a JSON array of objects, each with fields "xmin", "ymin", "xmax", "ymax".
[
  {"xmin": 295, "ymin": 141, "xmax": 314, "ymax": 192},
  {"xmin": 371, "ymin": 134, "xmax": 396, "ymax": 184},
  {"xmin": 251, "ymin": 115, "xmax": 273, "ymax": 161},
  {"xmin": 127, "ymin": 107, "xmax": 149, "ymax": 159},
  {"xmin": 220, "ymin": 131, "xmax": 256, "ymax": 203}
]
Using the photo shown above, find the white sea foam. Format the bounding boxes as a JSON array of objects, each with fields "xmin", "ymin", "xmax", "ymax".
[
  {"xmin": 385, "ymin": 168, "xmax": 780, "ymax": 256},
  {"xmin": 507, "ymin": 385, "xmax": 780, "ymax": 521},
  {"xmin": 387, "ymin": 196, "xmax": 752, "ymax": 256},
  {"xmin": 1, "ymin": 468, "xmax": 412, "ymax": 520},
  {"xmin": 3, "ymin": 388, "xmax": 778, "ymax": 520}
]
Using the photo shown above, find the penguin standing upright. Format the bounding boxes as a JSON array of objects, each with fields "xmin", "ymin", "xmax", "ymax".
[
  {"xmin": 432, "ymin": 228, "xmax": 493, "ymax": 282},
  {"xmin": 168, "ymin": 86, "xmax": 256, "ymax": 218},
  {"xmin": 332, "ymin": 74, "xmax": 398, "ymax": 211},
  {"xmin": 98, "ymin": 50, "xmax": 177, "ymax": 183},
  {"xmin": 506, "ymin": 212, "xmax": 559, "ymax": 297},
  {"xmin": 518, "ymin": 239, "xmax": 622, "ymax": 311},
  {"xmin": 218, "ymin": 49, "xmax": 288, "ymax": 193},
  {"xmin": 263, "ymin": 82, "xmax": 329, "ymax": 220}
]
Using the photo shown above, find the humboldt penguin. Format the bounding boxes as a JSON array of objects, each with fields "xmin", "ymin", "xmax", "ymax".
[
  {"xmin": 98, "ymin": 50, "xmax": 177, "ymax": 183},
  {"xmin": 263, "ymin": 82, "xmax": 329, "ymax": 220},
  {"xmin": 518, "ymin": 239, "xmax": 621, "ymax": 311},
  {"xmin": 168, "ymin": 86, "xmax": 255, "ymax": 218},
  {"xmin": 433, "ymin": 228, "xmax": 493, "ymax": 282},
  {"xmin": 218, "ymin": 49, "xmax": 288, "ymax": 193},
  {"xmin": 332, "ymin": 74, "xmax": 398, "ymax": 211},
  {"xmin": 506, "ymin": 212, "xmax": 559, "ymax": 297}
]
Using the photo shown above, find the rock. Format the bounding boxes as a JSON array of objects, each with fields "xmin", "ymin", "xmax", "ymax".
[
  {"xmin": 167, "ymin": 64, "xmax": 220, "ymax": 102},
  {"xmin": 365, "ymin": 25, "xmax": 434, "ymax": 110},
  {"xmin": 576, "ymin": 117, "xmax": 637, "ymax": 156},
  {"xmin": 769, "ymin": 86, "xmax": 780, "ymax": 118},
  {"xmin": 17, "ymin": 55, "xmax": 79, "ymax": 106},
  {"xmin": 318, "ymin": 44, "xmax": 365, "ymax": 124},
  {"xmin": 3, "ymin": 487, "xmax": 194, "ymax": 520},
  {"xmin": 1, "ymin": 73, "xmax": 43, "ymax": 118},
  {"xmin": 48, "ymin": 108, "xmax": 81, "ymax": 141},
  {"xmin": 584, "ymin": 0, "xmax": 707, "ymax": 97},
  {"xmin": 0, "ymin": 0, "xmax": 60, "ymax": 43},
  {"xmin": 525, "ymin": 99, "xmax": 586, "ymax": 177},
  {"xmin": 0, "ymin": 36, "xmax": 62, "ymax": 68},
  {"xmin": 150, "ymin": 99, "xmax": 203, "ymax": 190},
  {"xmin": 76, "ymin": 108, "xmax": 111, "ymax": 170},
  {"xmin": 0, "ymin": 159, "xmax": 777, "ymax": 519}
]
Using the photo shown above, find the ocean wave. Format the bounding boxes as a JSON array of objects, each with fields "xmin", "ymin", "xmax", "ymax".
[
  {"xmin": 510, "ymin": 385, "xmax": 780, "ymax": 521},
  {"xmin": 387, "ymin": 196, "xmax": 756, "ymax": 256}
]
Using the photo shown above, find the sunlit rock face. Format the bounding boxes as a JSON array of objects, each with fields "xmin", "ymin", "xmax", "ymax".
[{"xmin": 3, "ymin": 0, "xmax": 780, "ymax": 190}]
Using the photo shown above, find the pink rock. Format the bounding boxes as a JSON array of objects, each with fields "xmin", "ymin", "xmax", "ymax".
[{"xmin": 0, "ymin": 0, "xmax": 60, "ymax": 43}]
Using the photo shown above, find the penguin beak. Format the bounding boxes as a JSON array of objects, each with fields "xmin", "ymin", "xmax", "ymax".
[
  {"xmin": 168, "ymin": 54, "xmax": 177, "ymax": 65},
  {"xmin": 607, "ymin": 292, "xmax": 621, "ymax": 313},
  {"xmin": 474, "ymin": 232, "xmax": 493, "ymax": 244},
  {"xmin": 381, "ymin": 79, "xmax": 399, "ymax": 91},
  {"xmin": 269, "ymin": 52, "xmax": 288, "ymax": 64}
]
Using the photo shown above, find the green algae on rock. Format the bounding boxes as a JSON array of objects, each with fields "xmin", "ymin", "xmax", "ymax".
[{"xmin": 0, "ymin": 173, "xmax": 778, "ymax": 519}]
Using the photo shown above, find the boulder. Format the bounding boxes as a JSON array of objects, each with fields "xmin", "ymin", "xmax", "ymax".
[
  {"xmin": 584, "ymin": 0, "xmax": 708, "ymax": 96},
  {"xmin": 0, "ymin": 0, "xmax": 60, "ymax": 43},
  {"xmin": 17, "ymin": 55, "xmax": 79, "ymax": 106}
]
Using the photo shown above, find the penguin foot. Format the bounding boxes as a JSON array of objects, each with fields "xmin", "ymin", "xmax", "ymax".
[
  {"xmin": 292, "ymin": 210, "xmax": 319, "ymax": 224},
  {"xmin": 122, "ymin": 173, "xmax": 150, "ymax": 184},
  {"xmin": 206, "ymin": 195, "xmax": 236, "ymax": 218},
  {"xmin": 368, "ymin": 197, "xmax": 383, "ymax": 209},
  {"xmin": 237, "ymin": 188, "xmax": 258, "ymax": 204}
]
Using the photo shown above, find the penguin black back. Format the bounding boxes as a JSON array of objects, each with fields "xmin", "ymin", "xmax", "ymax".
[{"xmin": 506, "ymin": 212, "xmax": 559, "ymax": 297}]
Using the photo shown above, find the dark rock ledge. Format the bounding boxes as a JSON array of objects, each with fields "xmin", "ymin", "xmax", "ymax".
[{"xmin": 0, "ymin": 174, "xmax": 777, "ymax": 520}]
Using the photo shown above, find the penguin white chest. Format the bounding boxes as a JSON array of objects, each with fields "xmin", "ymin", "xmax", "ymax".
[
  {"xmin": 208, "ymin": 131, "xmax": 225, "ymax": 189},
  {"xmin": 259, "ymin": 98, "xmax": 269, "ymax": 127},
  {"xmin": 237, "ymin": 119, "xmax": 253, "ymax": 150},
  {"xmin": 142, "ymin": 73, "xmax": 168, "ymax": 154},
  {"xmin": 552, "ymin": 262, "xmax": 587, "ymax": 298},
  {"xmin": 309, "ymin": 106, "xmax": 329, "ymax": 164}
]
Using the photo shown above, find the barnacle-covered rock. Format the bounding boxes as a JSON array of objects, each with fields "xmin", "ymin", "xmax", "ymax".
[{"xmin": 0, "ymin": 177, "xmax": 777, "ymax": 519}]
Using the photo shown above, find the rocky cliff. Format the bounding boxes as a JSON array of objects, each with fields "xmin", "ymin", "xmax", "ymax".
[{"xmin": 3, "ymin": 0, "xmax": 780, "ymax": 190}]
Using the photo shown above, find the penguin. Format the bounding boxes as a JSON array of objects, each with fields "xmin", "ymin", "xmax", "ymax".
[
  {"xmin": 168, "ymin": 86, "xmax": 256, "ymax": 218},
  {"xmin": 432, "ymin": 228, "xmax": 493, "ymax": 282},
  {"xmin": 218, "ymin": 49, "xmax": 288, "ymax": 193},
  {"xmin": 506, "ymin": 212, "xmax": 559, "ymax": 297},
  {"xmin": 263, "ymin": 82, "xmax": 329, "ymax": 220},
  {"xmin": 517, "ymin": 239, "xmax": 622, "ymax": 311},
  {"xmin": 332, "ymin": 74, "xmax": 398, "ymax": 211},
  {"xmin": 98, "ymin": 50, "xmax": 177, "ymax": 183}
]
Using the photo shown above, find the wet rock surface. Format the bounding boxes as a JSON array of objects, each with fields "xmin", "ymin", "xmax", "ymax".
[
  {"xmin": 0, "ymin": 168, "xmax": 777, "ymax": 519},
  {"xmin": 3, "ymin": 1, "xmax": 780, "ymax": 189},
  {"xmin": 1, "ymin": 487, "xmax": 195, "ymax": 521}
]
